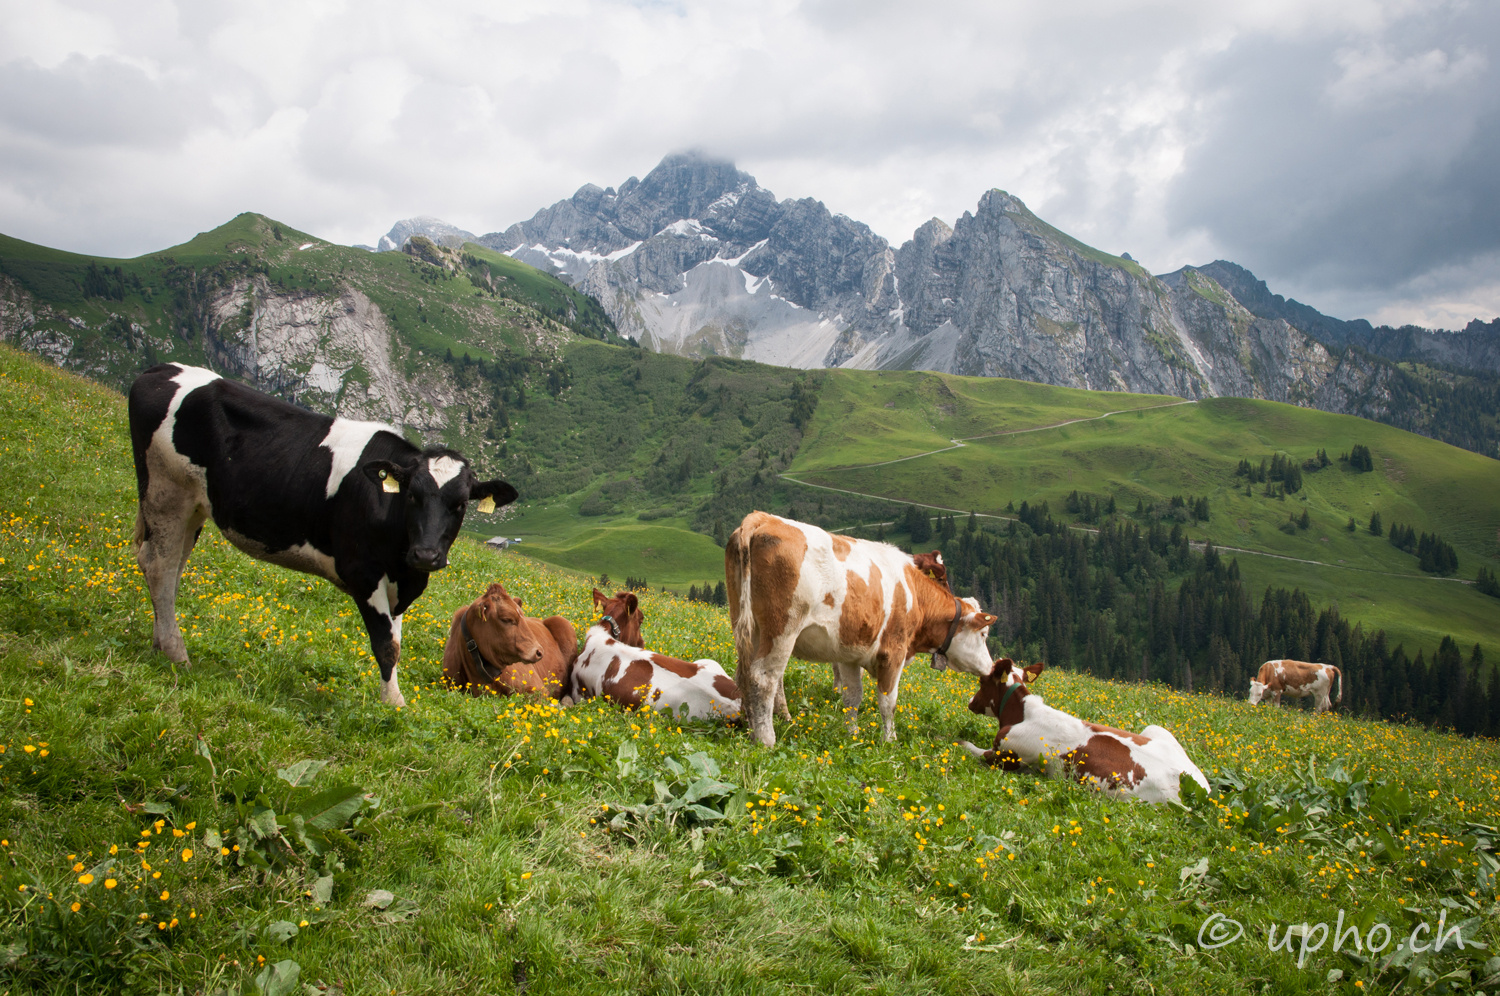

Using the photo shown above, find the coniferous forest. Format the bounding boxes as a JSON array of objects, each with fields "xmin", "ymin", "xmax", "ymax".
[{"xmin": 915, "ymin": 502, "xmax": 1500, "ymax": 737}]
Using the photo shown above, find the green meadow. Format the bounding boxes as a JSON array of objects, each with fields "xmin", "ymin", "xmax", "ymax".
[{"xmin": 3, "ymin": 338, "xmax": 1500, "ymax": 996}]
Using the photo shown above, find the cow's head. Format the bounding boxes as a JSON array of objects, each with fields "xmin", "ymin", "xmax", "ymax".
[
  {"xmin": 467, "ymin": 582, "xmax": 543, "ymax": 666},
  {"xmin": 1247, "ymin": 679, "xmax": 1267, "ymax": 705},
  {"xmin": 912, "ymin": 550, "xmax": 948, "ymax": 588},
  {"xmin": 967, "ymin": 657, "xmax": 1042, "ymax": 723},
  {"xmin": 364, "ymin": 447, "xmax": 517, "ymax": 571},
  {"xmin": 932, "ymin": 596, "xmax": 999, "ymax": 675},
  {"xmin": 592, "ymin": 589, "xmax": 644, "ymax": 648}
]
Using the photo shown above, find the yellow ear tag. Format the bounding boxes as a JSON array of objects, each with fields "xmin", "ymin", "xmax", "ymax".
[
  {"xmin": 476, "ymin": 495, "xmax": 496, "ymax": 514},
  {"xmin": 380, "ymin": 471, "xmax": 400, "ymax": 494}
]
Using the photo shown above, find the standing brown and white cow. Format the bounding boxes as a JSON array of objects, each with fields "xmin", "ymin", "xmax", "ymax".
[
  {"xmin": 1248, "ymin": 659, "xmax": 1342, "ymax": 713},
  {"xmin": 726, "ymin": 512, "xmax": 997, "ymax": 746}
]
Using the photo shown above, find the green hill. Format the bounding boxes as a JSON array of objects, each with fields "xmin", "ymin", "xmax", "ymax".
[{"xmin": 785, "ymin": 369, "xmax": 1500, "ymax": 675}]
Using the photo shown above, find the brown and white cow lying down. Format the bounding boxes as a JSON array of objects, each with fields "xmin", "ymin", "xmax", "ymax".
[
  {"xmin": 1248, "ymin": 659, "xmax": 1342, "ymax": 713},
  {"xmin": 570, "ymin": 590, "xmax": 741, "ymax": 721},
  {"xmin": 726, "ymin": 512, "xmax": 997, "ymax": 746},
  {"xmin": 958, "ymin": 659, "xmax": 1210, "ymax": 804},
  {"xmin": 441, "ymin": 583, "xmax": 576, "ymax": 699}
]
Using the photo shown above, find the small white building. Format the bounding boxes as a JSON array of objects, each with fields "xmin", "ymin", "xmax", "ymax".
[{"xmin": 484, "ymin": 536, "xmax": 523, "ymax": 551}]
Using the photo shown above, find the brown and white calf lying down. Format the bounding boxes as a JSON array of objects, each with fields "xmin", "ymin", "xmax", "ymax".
[
  {"xmin": 441, "ymin": 583, "xmax": 576, "ymax": 699},
  {"xmin": 570, "ymin": 590, "xmax": 741, "ymax": 721},
  {"xmin": 1248, "ymin": 659, "xmax": 1342, "ymax": 713},
  {"xmin": 958, "ymin": 659, "xmax": 1209, "ymax": 804}
]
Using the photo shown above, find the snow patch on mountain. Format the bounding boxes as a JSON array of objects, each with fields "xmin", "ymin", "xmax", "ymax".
[{"xmin": 628, "ymin": 254, "xmax": 843, "ymax": 367}]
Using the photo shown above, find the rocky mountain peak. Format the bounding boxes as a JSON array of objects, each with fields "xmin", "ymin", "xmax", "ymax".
[{"xmin": 376, "ymin": 216, "xmax": 476, "ymax": 252}]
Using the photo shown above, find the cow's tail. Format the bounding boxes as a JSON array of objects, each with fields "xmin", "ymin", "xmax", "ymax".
[
  {"xmin": 1333, "ymin": 666, "xmax": 1343, "ymax": 707},
  {"xmin": 725, "ymin": 517, "xmax": 756, "ymax": 668}
]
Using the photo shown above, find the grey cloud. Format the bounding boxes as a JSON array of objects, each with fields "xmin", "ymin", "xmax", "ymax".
[
  {"xmin": 1165, "ymin": 4, "xmax": 1500, "ymax": 305},
  {"xmin": 0, "ymin": 53, "xmax": 214, "ymax": 147}
]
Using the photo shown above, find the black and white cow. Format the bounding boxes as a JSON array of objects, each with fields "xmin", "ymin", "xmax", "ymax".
[{"xmin": 127, "ymin": 363, "xmax": 516, "ymax": 707}]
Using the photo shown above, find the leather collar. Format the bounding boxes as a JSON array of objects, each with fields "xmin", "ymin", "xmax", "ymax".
[
  {"xmin": 597, "ymin": 613, "xmax": 621, "ymax": 639},
  {"xmin": 937, "ymin": 595, "xmax": 965, "ymax": 655},
  {"xmin": 460, "ymin": 608, "xmax": 505, "ymax": 681}
]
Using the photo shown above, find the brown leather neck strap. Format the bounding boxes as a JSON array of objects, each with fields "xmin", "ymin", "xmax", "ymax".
[{"xmin": 460, "ymin": 608, "xmax": 505, "ymax": 681}]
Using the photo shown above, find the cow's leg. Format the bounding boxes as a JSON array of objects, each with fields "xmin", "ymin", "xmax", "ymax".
[
  {"xmin": 957, "ymin": 739, "xmax": 987, "ymax": 761},
  {"xmin": 741, "ymin": 642, "xmax": 795, "ymax": 747},
  {"xmin": 356, "ymin": 576, "xmax": 406, "ymax": 708},
  {"xmin": 836, "ymin": 663, "xmax": 863, "ymax": 735},
  {"xmin": 876, "ymin": 661, "xmax": 906, "ymax": 742},
  {"xmin": 133, "ymin": 491, "xmax": 206, "ymax": 663},
  {"xmin": 774, "ymin": 672, "xmax": 791, "ymax": 722}
]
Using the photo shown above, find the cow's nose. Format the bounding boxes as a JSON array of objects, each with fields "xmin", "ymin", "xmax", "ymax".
[
  {"xmin": 529, "ymin": 647, "xmax": 544, "ymax": 662},
  {"xmin": 407, "ymin": 548, "xmax": 446, "ymax": 571}
]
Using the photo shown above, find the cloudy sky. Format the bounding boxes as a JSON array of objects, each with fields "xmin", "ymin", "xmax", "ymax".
[{"xmin": 1, "ymin": 0, "xmax": 1496, "ymax": 329}]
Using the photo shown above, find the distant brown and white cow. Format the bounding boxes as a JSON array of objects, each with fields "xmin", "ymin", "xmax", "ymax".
[
  {"xmin": 958, "ymin": 659, "xmax": 1210, "ymax": 804},
  {"xmin": 570, "ymin": 590, "xmax": 741, "ymax": 721},
  {"xmin": 726, "ymin": 512, "xmax": 997, "ymax": 746},
  {"xmin": 440, "ymin": 583, "xmax": 576, "ymax": 699},
  {"xmin": 1248, "ymin": 659, "xmax": 1342, "ymax": 713}
]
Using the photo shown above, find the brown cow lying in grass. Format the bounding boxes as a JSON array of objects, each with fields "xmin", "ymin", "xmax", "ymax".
[{"xmin": 440, "ymin": 583, "xmax": 576, "ymax": 699}]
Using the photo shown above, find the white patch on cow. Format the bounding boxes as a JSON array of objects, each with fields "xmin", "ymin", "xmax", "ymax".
[
  {"xmin": 427, "ymin": 455, "xmax": 465, "ymax": 488},
  {"xmin": 321, "ymin": 418, "xmax": 398, "ymax": 499},
  {"xmin": 220, "ymin": 530, "xmax": 340, "ymax": 585},
  {"xmin": 367, "ymin": 575, "xmax": 405, "ymax": 707},
  {"xmin": 572, "ymin": 620, "xmax": 740, "ymax": 721},
  {"xmin": 150, "ymin": 365, "xmax": 222, "ymax": 487}
]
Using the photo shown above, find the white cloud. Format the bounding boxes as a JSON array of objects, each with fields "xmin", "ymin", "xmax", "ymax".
[{"xmin": 0, "ymin": 0, "xmax": 1495, "ymax": 327}]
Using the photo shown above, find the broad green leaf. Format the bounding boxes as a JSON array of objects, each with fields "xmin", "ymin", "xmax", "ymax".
[
  {"xmin": 683, "ymin": 777, "xmax": 738, "ymax": 804},
  {"xmin": 264, "ymin": 920, "xmax": 299, "ymax": 943},
  {"xmin": 253, "ymin": 959, "xmax": 301, "ymax": 996},
  {"xmin": 296, "ymin": 784, "xmax": 366, "ymax": 832},
  {"xmin": 310, "ymin": 875, "xmax": 334, "ymax": 905},
  {"xmin": 685, "ymin": 752, "xmax": 721, "ymax": 779},
  {"xmin": 276, "ymin": 759, "xmax": 329, "ymax": 789},
  {"xmin": 248, "ymin": 806, "xmax": 281, "ymax": 840}
]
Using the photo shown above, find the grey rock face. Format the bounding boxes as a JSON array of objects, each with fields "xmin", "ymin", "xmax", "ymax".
[
  {"xmin": 374, "ymin": 154, "xmax": 1491, "ymax": 434},
  {"xmin": 481, "ymin": 151, "xmax": 897, "ymax": 366},
  {"xmin": 377, "ymin": 217, "xmax": 477, "ymax": 252}
]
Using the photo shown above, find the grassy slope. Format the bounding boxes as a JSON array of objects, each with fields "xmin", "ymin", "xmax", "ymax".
[
  {"xmin": 499, "ymin": 515, "xmax": 727, "ymax": 591},
  {"xmin": 4, "ymin": 346, "xmax": 1500, "ymax": 995},
  {"xmin": 790, "ymin": 375, "xmax": 1500, "ymax": 661}
]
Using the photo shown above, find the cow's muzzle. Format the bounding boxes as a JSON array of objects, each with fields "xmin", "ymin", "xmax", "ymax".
[{"xmin": 407, "ymin": 548, "xmax": 448, "ymax": 571}]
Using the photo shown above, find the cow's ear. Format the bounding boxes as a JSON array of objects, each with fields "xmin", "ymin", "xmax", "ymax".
[
  {"xmin": 363, "ymin": 460, "xmax": 411, "ymax": 491},
  {"xmin": 592, "ymin": 589, "xmax": 606, "ymax": 608},
  {"xmin": 991, "ymin": 657, "xmax": 1013, "ymax": 676},
  {"xmin": 1023, "ymin": 662, "xmax": 1045, "ymax": 682},
  {"xmin": 930, "ymin": 550, "xmax": 944, "ymax": 564},
  {"xmin": 971, "ymin": 611, "xmax": 998, "ymax": 628},
  {"xmin": 624, "ymin": 593, "xmax": 638, "ymax": 615},
  {"xmin": 470, "ymin": 480, "xmax": 518, "ymax": 507}
]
